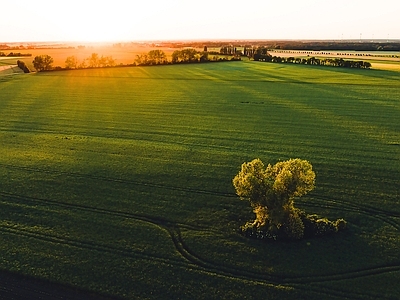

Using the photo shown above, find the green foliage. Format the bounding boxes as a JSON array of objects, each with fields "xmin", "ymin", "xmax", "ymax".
[
  {"xmin": 16, "ymin": 60, "xmax": 30, "ymax": 73},
  {"xmin": 284, "ymin": 210, "xmax": 305, "ymax": 239},
  {"xmin": 32, "ymin": 55, "xmax": 53, "ymax": 71},
  {"xmin": 171, "ymin": 48, "xmax": 199, "ymax": 63},
  {"xmin": 254, "ymin": 50, "xmax": 373, "ymax": 69},
  {"xmin": 147, "ymin": 50, "xmax": 167, "ymax": 65},
  {"xmin": 300, "ymin": 212, "xmax": 347, "ymax": 237},
  {"xmin": 233, "ymin": 158, "xmax": 348, "ymax": 240},
  {"xmin": 135, "ymin": 50, "xmax": 167, "ymax": 66},
  {"xmin": 241, "ymin": 210, "xmax": 347, "ymax": 240},
  {"xmin": 233, "ymin": 158, "xmax": 315, "ymax": 231}
]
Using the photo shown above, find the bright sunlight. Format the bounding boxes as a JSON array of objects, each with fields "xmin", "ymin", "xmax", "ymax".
[{"xmin": 1, "ymin": 0, "xmax": 400, "ymax": 42}]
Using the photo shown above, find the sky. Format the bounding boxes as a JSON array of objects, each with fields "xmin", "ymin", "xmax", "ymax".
[{"xmin": 1, "ymin": 0, "xmax": 399, "ymax": 42}]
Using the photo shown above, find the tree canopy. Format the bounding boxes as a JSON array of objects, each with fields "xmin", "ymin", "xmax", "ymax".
[
  {"xmin": 65, "ymin": 55, "xmax": 78, "ymax": 69},
  {"xmin": 233, "ymin": 158, "xmax": 345, "ymax": 240},
  {"xmin": 32, "ymin": 55, "xmax": 54, "ymax": 71}
]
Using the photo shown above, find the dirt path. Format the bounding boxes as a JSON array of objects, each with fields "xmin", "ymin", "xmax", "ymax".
[{"xmin": 0, "ymin": 65, "xmax": 24, "ymax": 76}]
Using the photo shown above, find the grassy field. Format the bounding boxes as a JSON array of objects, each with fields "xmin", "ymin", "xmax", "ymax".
[
  {"xmin": 0, "ymin": 45, "xmax": 178, "ymax": 70},
  {"xmin": 4, "ymin": 46, "xmax": 399, "ymax": 71},
  {"xmin": 0, "ymin": 61, "xmax": 399, "ymax": 299}
]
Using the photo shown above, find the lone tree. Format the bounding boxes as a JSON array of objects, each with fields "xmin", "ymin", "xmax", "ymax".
[
  {"xmin": 32, "ymin": 55, "xmax": 53, "ymax": 72},
  {"xmin": 233, "ymin": 158, "xmax": 346, "ymax": 240}
]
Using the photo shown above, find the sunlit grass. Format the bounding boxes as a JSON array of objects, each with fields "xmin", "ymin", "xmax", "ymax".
[{"xmin": 0, "ymin": 62, "xmax": 399, "ymax": 299}]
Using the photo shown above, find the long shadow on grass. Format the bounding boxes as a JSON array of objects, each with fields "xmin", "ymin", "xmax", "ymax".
[
  {"xmin": 0, "ymin": 268, "xmax": 120, "ymax": 300},
  {"xmin": 1, "ymin": 188, "xmax": 399, "ymax": 300}
]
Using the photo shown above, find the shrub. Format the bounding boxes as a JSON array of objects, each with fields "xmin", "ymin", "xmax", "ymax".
[
  {"xmin": 16, "ymin": 60, "xmax": 30, "ymax": 73},
  {"xmin": 283, "ymin": 210, "xmax": 305, "ymax": 240}
]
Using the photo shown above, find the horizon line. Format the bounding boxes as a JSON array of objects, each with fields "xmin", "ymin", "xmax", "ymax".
[{"xmin": 2, "ymin": 38, "xmax": 400, "ymax": 45}]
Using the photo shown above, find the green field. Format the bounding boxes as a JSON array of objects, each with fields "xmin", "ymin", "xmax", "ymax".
[{"xmin": 0, "ymin": 61, "xmax": 399, "ymax": 299}]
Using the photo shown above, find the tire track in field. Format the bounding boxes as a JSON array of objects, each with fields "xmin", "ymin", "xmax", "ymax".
[
  {"xmin": 298, "ymin": 194, "xmax": 400, "ymax": 231},
  {"xmin": 0, "ymin": 125, "xmax": 261, "ymax": 156},
  {"xmin": 0, "ymin": 163, "xmax": 236, "ymax": 198},
  {"xmin": 0, "ymin": 191, "xmax": 211, "ymax": 233},
  {"xmin": 310, "ymin": 194, "xmax": 400, "ymax": 218},
  {"xmin": 15, "ymin": 163, "xmax": 394, "ymax": 229},
  {"xmin": 1, "ymin": 166, "xmax": 399, "ymax": 296},
  {"xmin": 0, "ymin": 192, "xmax": 288, "ymax": 287},
  {"xmin": 1, "ymin": 192, "xmax": 399, "ymax": 289},
  {"xmin": 1, "ymin": 193, "xmax": 398, "ymax": 300},
  {"xmin": 2, "ymin": 162, "xmax": 399, "ymax": 230},
  {"xmin": 0, "ymin": 193, "xmax": 368, "ymax": 296}
]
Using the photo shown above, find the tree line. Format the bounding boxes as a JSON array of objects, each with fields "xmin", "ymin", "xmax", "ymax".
[
  {"xmin": 65, "ymin": 53, "xmax": 116, "ymax": 69},
  {"xmin": 31, "ymin": 49, "xmax": 240, "ymax": 72},
  {"xmin": 135, "ymin": 48, "xmax": 237, "ymax": 65},
  {"xmin": 0, "ymin": 52, "xmax": 32, "ymax": 57},
  {"xmin": 253, "ymin": 48, "xmax": 372, "ymax": 69}
]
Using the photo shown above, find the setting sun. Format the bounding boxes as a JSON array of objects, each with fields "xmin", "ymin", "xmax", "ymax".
[
  {"xmin": 1, "ymin": 0, "xmax": 399, "ymax": 299},
  {"xmin": 1, "ymin": 0, "xmax": 400, "ymax": 42}
]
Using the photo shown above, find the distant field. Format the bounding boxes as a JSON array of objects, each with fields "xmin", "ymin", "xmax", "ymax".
[
  {"xmin": 0, "ymin": 64, "xmax": 23, "ymax": 76},
  {"xmin": 6, "ymin": 46, "xmax": 399, "ymax": 71},
  {"xmin": 0, "ymin": 61, "xmax": 399, "ymax": 299},
  {"xmin": 2, "ymin": 45, "xmax": 179, "ymax": 69},
  {"xmin": 268, "ymin": 49, "xmax": 400, "ymax": 71}
]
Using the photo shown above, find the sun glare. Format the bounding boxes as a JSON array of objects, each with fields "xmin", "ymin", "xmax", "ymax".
[{"xmin": 1, "ymin": 0, "xmax": 400, "ymax": 42}]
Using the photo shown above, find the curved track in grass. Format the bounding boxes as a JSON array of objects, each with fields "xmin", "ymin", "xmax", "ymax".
[{"xmin": 1, "ymin": 174, "xmax": 399, "ymax": 300}]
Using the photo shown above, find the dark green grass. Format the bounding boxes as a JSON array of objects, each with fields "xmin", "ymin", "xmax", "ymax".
[{"xmin": 0, "ymin": 62, "xmax": 399, "ymax": 299}]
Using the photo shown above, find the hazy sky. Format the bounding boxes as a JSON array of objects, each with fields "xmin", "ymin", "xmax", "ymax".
[{"xmin": 1, "ymin": 0, "xmax": 399, "ymax": 42}]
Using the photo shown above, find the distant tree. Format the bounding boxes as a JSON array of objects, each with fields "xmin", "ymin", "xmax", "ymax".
[
  {"xmin": 98, "ymin": 55, "xmax": 116, "ymax": 67},
  {"xmin": 171, "ymin": 50, "xmax": 181, "ymax": 63},
  {"xmin": 200, "ymin": 51, "xmax": 209, "ymax": 62},
  {"xmin": 135, "ymin": 53, "xmax": 149, "ymax": 65},
  {"xmin": 87, "ymin": 53, "xmax": 99, "ymax": 68},
  {"xmin": 65, "ymin": 55, "xmax": 78, "ymax": 69},
  {"xmin": 32, "ymin": 55, "xmax": 53, "ymax": 71},
  {"xmin": 98, "ymin": 55, "xmax": 107, "ymax": 67},
  {"xmin": 181, "ymin": 48, "xmax": 198, "ymax": 62},
  {"xmin": 147, "ymin": 50, "xmax": 166, "ymax": 64},
  {"xmin": 78, "ymin": 59, "xmax": 87, "ymax": 69},
  {"xmin": 233, "ymin": 158, "xmax": 346, "ymax": 240},
  {"xmin": 105, "ymin": 56, "xmax": 116, "ymax": 67},
  {"xmin": 363, "ymin": 61, "xmax": 372, "ymax": 69},
  {"xmin": 286, "ymin": 57, "xmax": 295, "ymax": 63}
]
